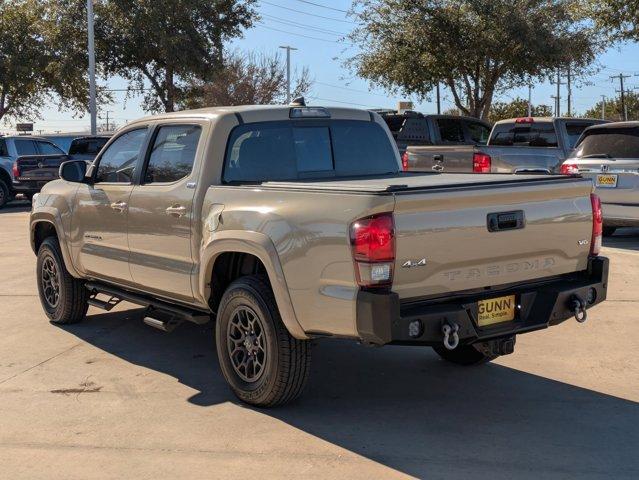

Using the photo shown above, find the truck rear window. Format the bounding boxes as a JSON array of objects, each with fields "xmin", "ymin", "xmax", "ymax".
[
  {"xmin": 223, "ymin": 120, "xmax": 398, "ymax": 183},
  {"xmin": 489, "ymin": 123, "xmax": 558, "ymax": 147},
  {"xmin": 574, "ymin": 127, "xmax": 639, "ymax": 159}
]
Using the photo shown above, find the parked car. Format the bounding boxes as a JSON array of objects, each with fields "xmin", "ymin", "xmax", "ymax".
[
  {"xmin": 470, "ymin": 117, "xmax": 608, "ymax": 174},
  {"xmin": 67, "ymin": 135, "xmax": 111, "ymax": 161},
  {"xmin": 30, "ymin": 102, "xmax": 608, "ymax": 407},
  {"xmin": 0, "ymin": 135, "xmax": 68, "ymax": 207},
  {"xmin": 561, "ymin": 121, "xmax": 639, "ymax": 236},
  {"xmin": 377, "ymin": 110, "xmax": 492, "ymax": 171}
]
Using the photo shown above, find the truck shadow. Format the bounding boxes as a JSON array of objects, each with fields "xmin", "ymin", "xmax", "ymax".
[
  {"xmin": 604, "ymin": 228, "xmax": 639, "ymax": 252},
  {"xmin": 62, "ymin": 308, "xmax": 639, "ymax": 479}
]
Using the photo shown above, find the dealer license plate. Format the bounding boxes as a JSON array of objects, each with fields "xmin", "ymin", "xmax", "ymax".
[
  {"xmin": 596, "ymin": 174, "xmax": 617, "ymax": 188},
  {"xmin": 477, "ymin": 295, "xmax": 516, "ymax": 327}
]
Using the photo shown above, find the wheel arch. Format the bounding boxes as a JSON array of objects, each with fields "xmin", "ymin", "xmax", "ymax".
[
  {"xmin": 30, "ymin": 213, "xmax": 81, "ymax": 278},
  {"xmin": 199, "ymin": 230, "xmax": 306, "ymax": 339}
]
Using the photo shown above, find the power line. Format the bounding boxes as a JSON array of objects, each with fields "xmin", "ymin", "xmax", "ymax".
[
  {"xmin": 293, "ymin": 0, "xmax": 349, "ymax": 13},
  {"xmin": 307, "ymin": 95, "xmax": 384, "ymax": 108},
  {"xmin": 261, "ymin": 14, "xmax": 348, "ymax": 36},
  {"xmin": 256, "ymin": 23, "xmax": 352, "ymax": 45},
  {"xmin": 314, "ymin": 81, "xmax": 391, "ymax": 98},
  {"xmin": 260, "ymin": 1, "xmax": 357, "ymax": 24}
]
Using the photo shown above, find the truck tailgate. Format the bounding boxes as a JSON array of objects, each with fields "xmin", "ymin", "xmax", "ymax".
[
  {"xmin": 392, "ymin": 178, "xmax": 594, "ymax": 299},
  {"xmin": 15, "ymin": 155, "xmax": 67, "ymax": 182}
]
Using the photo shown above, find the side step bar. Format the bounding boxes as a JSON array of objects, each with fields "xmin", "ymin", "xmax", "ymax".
[{"xmin": 85, "ymin": 282, "xmax": 211, "ymax": 328}]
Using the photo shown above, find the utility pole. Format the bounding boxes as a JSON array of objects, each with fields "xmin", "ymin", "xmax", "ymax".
[
  {"xmin": 436, "ymin": 83, "xmax": 441, "ymax": 114},
  {"xmin": 278, "ymin": 45, "xmax": 298, "ymax": 104},
  {"xmin": 551, "ymin": 68, "xmax": 564, "ymax": 117},
  {"xmin": 566, "ymin": 65, "xmax": 572, "ymax": 117},
  {"xmin": 87, "ymin": 0, "xmax": 97, "ymax": 135},
  {"xmin": 610, "ymin": 73, "xmax": 631, "ymax": 121},
  {"xmin": 102, "ymin": 110, "xmax": 113, "ymax": 132},
  {"xmin": 527, "ymin": 84, "xmax": 533, "ymax": 117},
  {"xmin": 600, "ymin": 95, "xmax": 607, "ymax": 120}
]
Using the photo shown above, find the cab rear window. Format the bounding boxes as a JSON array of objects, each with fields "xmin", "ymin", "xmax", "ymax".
[
  {"xmin": 489, "ymin": 123, "xmax": 558, "ymax": 147},
  {"xmin": 223, "ymin": 120, "xmax": 398, "ymax": 183}
]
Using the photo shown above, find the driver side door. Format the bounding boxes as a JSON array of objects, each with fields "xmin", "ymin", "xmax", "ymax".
[{"xmin": 71, "ymin": 128, "xmax": 149, "ymax": 286}]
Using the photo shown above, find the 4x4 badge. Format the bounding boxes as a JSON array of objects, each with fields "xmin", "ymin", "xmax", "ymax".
[{"xmin": 402, "ymin": 258, "xmax": 427, "ymax": 268}]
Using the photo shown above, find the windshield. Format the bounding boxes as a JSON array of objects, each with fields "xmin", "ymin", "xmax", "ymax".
[
  {"xmin": 574, "ymin": 127, "xmax": 639, "ymax": 159},
  {"xmin": 489, "ymin": 123, "xmax": 558, "ymax": 147},
  {"xmin": 223, "ymin": 120, "xmax": 399, "ymax": 183}
]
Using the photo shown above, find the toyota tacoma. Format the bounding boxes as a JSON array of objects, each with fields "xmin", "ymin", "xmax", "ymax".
[{"xmin": 30, "ymin": 101, "xmax": 609, "ymax": 407}]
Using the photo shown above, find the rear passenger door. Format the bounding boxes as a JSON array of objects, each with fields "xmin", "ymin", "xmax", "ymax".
[{"xmin": 127, "ymin": 123, "xmax": 203, "ymax": 302}]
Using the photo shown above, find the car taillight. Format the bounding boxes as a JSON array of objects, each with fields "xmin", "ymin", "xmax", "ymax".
[
  {"xmin": 560, "ymin": 163, "xmax": 579, "ymax": 175},
  {"xmin": 12, "ymin": 162, "xmax": 20, "ymax": 177},
  {"xmin": 473, "ymin": 152, "xmax": 491, "ymax": 173},
  {"xmin": 401, "ymin": 151, "xmax": 409, "ymax": 171},
  {"xmin": 350, "ymin": 212, "xmax": 395, "ymax": 288},
  {"xmin": 590, "ymin": 194, "xmax": 602, "ymax": 256}
]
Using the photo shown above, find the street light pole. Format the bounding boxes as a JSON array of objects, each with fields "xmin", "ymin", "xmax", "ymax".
[
  {"xmin": 87, "ymin": 0, "xmax": 97, "ymax": 135},
  {"xmin": 600, "ymin": 95, "xmax": 606, "ymax": 120},
  {"xmin": 279, "ymin": 45, "xmax": 298, "ymax": 104}
]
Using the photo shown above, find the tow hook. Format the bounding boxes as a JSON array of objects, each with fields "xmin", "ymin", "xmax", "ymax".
[
  {"xmin": 569, "ymin": 295, "xmax": 588, "ymax": 323},
  {"xmin": 442, "ymin": 322, "xmax": 460, "ymax": 350}
]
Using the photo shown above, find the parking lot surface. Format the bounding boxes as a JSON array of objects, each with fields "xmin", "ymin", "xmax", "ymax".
[{"xmin": 1, "ymin": 202, "xmax": 638, "ymax": 479}]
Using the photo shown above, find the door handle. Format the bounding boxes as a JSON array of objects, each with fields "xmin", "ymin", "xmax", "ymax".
[
  {"xmin": 110, "ymin": 201, "xmax": 127, "ymax": 212},
  {"xmin": 165, "ymin": 205, "xmax": 187, "ymax": 217}
]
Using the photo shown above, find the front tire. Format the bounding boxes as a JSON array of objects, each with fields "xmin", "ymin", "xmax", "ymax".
[
  {"xmin": 432, "ymin": 344, "xmax": 498, "ymax": 366},
  {"xmin": 0, "ymin": 179, "xmax": 10, "ymax": 208},
  {"xmin": 216, "ymin": 275, "xmax": 311, "ymax": 407},
  {"xmin": 37, "ymin": 237, "xmax": 89, "ymax": 324}
]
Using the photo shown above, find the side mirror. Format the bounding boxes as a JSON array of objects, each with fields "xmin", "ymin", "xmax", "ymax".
[{"xmin": 59, "ymin": 160, "xmax": 88, "ymax": 183}]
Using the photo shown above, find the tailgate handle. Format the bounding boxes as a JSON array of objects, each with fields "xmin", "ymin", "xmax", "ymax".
[{"xmin": 487, "ymin": 210, "xmax": 525, "ymax": 232}]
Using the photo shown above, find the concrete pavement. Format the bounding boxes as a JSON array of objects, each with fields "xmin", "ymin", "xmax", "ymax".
[{"xmin": 1, "ymin": 202, "xmax": 638, "ymax": 479}]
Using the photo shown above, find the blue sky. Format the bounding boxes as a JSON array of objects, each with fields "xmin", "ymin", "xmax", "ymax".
[{"xmin": 17, "ymin": 0, "xmax": 639, "ymax": 133}]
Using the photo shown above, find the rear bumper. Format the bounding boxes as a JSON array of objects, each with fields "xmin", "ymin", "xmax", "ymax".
[
  {"xmin": 356, "ymin": 257, "xmax": 609, "ymax": 346},
  {"xmin": 601, "ymin": 203, "xmax": 639, "ymax": 227},
  {"xmin": 12, "ymin": 179, "xmax": 55, "ymax": 194}
]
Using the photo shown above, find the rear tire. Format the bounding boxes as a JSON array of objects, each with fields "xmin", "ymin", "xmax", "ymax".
[
  {"xmin": 37, "ymin": 237, "xmax": 89, "ymax": 324},
  {"xmin": 432, "ymin": 344, "xmax": 498, "ymax": 366},
  {"xmin": 603, "ymin": 226, "xmax": 616, "ymax": 237},
  {"xmin": 216, "ymin": 275, "xmax": 311, "ymax": 407},
  {"xmin": 0, "ymin": 179, "xmax": 10, "ymax": 208}
]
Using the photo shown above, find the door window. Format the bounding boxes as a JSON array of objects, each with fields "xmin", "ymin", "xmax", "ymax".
[
  {"xmin": 36, "ymin": 141, "xmax": 65, "ymax": 155},
  {"xmin": 466, "ymin": 121, "xmax": 490, "ymax": 145},
  {"xmin": 14, "ymin": 139, "xmax": 38, "ymax": 156},
  {"xmin": 143, "ymin": 125, "xmax": 201, "ymax": 183},
  {"xmin": 95, "ymin": 129, "xmax": 147, "ymax": 183},
  {"xmin": 437, "ymin": 119, "xmax": 465, "ymax": 143}
]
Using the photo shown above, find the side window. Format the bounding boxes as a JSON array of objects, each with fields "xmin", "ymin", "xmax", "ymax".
[
  {"xmin": 466, "ymin": 121, "xmax": 490, "ymax": 145},
  {"xmin": 565, "ymin": 122, "xmax": 592, "ymax": 149},
  {"xmin": 95, "ymin": 129, "xmax": 147, "ymax": 183},
  {"xmin": 397, "ymin": 118, "xmax": 430, "ymax": 144},
  {"xmin": 36, "ymin": 141, "xmax": 65, "ymax": 155},
  {"xmin": 144, "ymin": 125, "xmax": 201, "ymax": 184},
  {"xmin": 14, "ymin": 139, "xmax": 38, "ymax": 156},
  {"xmin": 437, "ymin": 119, "xmax": 465, "ymax": 143},
  {"xmin": 0, "ymin": 139, "xmax": 8, "ymax": 157}
]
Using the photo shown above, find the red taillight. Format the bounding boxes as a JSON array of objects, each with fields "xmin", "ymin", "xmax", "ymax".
[
  {"xmin": 560, "ymin": 163, "xmax": 579, "ymax": 175},
  {"xmin": 590, "ymin": 194, "xmax": 602, "ymax": 256},
  {"xmin": 473, "ymin": 152, "xmax": 491, "ymax": 173},
  {"xmin": 350, "ymin": 213, "xmax": 395, "ymax": 288},
  {"xmin": 12, "ymin": 162, "xmax": 20, "ymax": 177},
  {"xmin": 401, "ymin": 151, "xmax": 409, "ymax": 171},
  {"xmin": 515, "ymin": 117, "xmax": 535, "ymax": 124}
]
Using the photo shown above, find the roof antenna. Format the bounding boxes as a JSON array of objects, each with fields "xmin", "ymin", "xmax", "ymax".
[{"xmin": 290, "ymin": 96, "xmax": 306, "ymax": 107}]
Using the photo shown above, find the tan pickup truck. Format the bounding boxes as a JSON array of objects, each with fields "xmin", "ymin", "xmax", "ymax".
[{"xmin": 30, "ymin": 102, "xmax": 609, "ymax": 406}]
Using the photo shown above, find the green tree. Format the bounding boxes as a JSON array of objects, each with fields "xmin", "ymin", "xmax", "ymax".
[
  {"xmin": 583, "ymin": 0, "xmax": 639, "ymax": 42},
  {"xmin": 0, "ymin": 0, "xmax": 95, "ymax": 123},
  {"xmin": 583, "ymin": 93, "xmax": 639, "ymax": 121},
  {"xmin": 348, "ymin": 0, "xmax": 599, "ymax": 119},
  {"xmin": 183, "ymin": 51, "xmax": 313, "ymax": 109},
  {"xmin": 95, "ymin": 0, "xmax": 257, "ymax": 113},
  {"xmin": 488, "ymin": 97, "xmax": 553, "ymax": 123}
]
